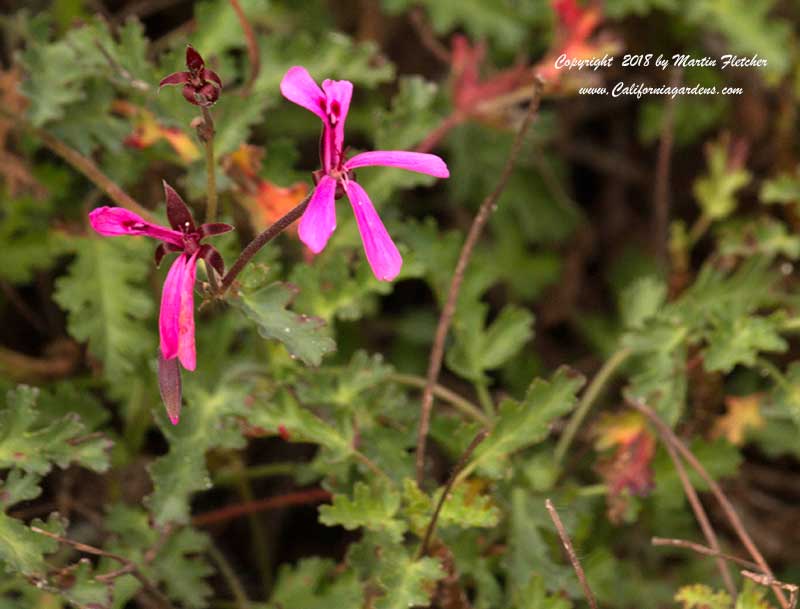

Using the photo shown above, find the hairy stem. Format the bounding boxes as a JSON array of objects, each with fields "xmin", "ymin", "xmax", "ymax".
[
  {"xmin": 192, "ymin": 488, "xmax": 331, "ymax": 526},
  {"xmin": 207, "ymin": 542, "xmax": 252, "ymax": 609},
  {"xmin": 545, "ymin": 499, "xmax": 598, "ymax": 609},
  {"xmin": 229, "ymin": 0, "xmax": 260, "ymax": 95},
  {"xmin": 218, "ymin": 193, "xmax": 312, "ymax": 295},
  {"xmin": 415, "ymin": 81, "xmax": 544, "ymax": 485},
  {"xmin": 388, "ymin": 373, "xmax": 489, "ymax": 426}
]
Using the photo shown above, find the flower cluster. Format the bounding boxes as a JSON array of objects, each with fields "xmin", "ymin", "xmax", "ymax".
[{"xmin": 91, "ymin": 49, "xmax": 449, "ymax": 423}]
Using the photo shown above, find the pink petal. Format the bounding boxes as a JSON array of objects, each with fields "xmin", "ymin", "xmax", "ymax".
[
  {"xmin": 177, "ymin": 252, "xmax": 198, "ymax": 371},
  {"xmin": 159, "ymin": 254, "xmax": 187, "ymax": 361},
  {"xmin": 280, "ymin": 66, "xmax": 326, "ymax": 121},
  {"xmin": 343, "ymin": 180, "xmax": 402, "ymax": 281},
  {"xmin": 345, "ymin": 151, "xmax": 450, "ymax": 178},
  {"xmin": 321, "ymin": 79, "xmax": 353, "ymax": 165},
  {"xmin": 298, "ymin": 176, "xmax": 337, "ymax": 254},
  {"xmin": 159, "ymin": 71, "xmax": 190, "ymax": 88},
  {"xmin": 89, "ymin": 206, "xmax": 184, "ymax": 246}
]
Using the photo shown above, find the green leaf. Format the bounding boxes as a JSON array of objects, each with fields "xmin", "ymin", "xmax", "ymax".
[
  {"xmin": 514, "ymin": 574, "xmax": 572, "ymax": 609},
  {"xmin": 147, "ymin": 383, "xmax": 250, "ymax": 525},
  {"xmin": 703, "ymin": 314, "xmax": 787, "ymax": 372},
  {"xmin": 717, "ymin": 217, "xmax": 800, "ymax": 260},
  {"xmin": 271, "ymin": 558, "xmax": 363, "ymax": 609},
  {"xmin": 469, "ymin": 368, "xmax": 584, "ymax": 478},
  {"xmin": 736, "ymin": 580, "xmax": 771, "ymax": 609},
  {"xmin": 447, "ymin": 303, "xmax": 534, "ymax": 384},
  {"xmin": 0, "ymin": 512, "xmax": 62, "ymax": 577},
  {"xmin": 191, "ymin": 0, "xmax": 266, "ymax": 54},
  {"xmin": 402, "ymin": 478, "xmax": 499, "ymax": 533},
  {"xmin": 0, "ymin": 386, "xmax": 111, "ymax": 475},
  {"xmin": 373, "ymin": 547, "xmax": 444, "ymax": 609},
  {"xmin": 693, "ymin": 137, "xmax": 751, "ymax": 221},
  {"xmin": 619, "ymin": 276, "xmax": 667, "ymax": 329},
  {"xmin": 319, "ymin": 481, "xmax": 406, "ymax": 542},
  {"xmin": 54, "ymin": 236, "xmax": 155, "ymax": 387},
  {"xmin": 233, "ymin": 281, "xmax": 336, "ymax": 366},
  {"xmin": 761, "ymin": 170, "xmax": 800, "ymax": 205},
  {"xmin": 675, "ymin": 584, "xmax": 732, "ymax": 609}
]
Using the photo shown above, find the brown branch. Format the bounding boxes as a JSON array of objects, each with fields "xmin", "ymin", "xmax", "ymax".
[
  {"xmin": 415, "ymin": 80, "xmax": 544, "ymax": 485},
  {"xmin": 31, "ymin": 527, "xmax": 173, "ymax": 609},
  {"xmin": 659, "ymin": 437, "xmax": 737, "ymax": 596},
  {"xmin": 545, "ymin": 499, "xmax": 598, "ymax": 609},
  {"xmin": 229, "ymin": 0, "xmax": 260, "ymax": 95},
  {"xmin": 741, "ymin": 571, "xmax": 798, "ymax": 609},
  {"xmin": 0, "ymin": 108, "xmax": 154, "ymax": 221},
  {"xmin": 191, "ymin": 488, "xmax": 331, "ymax": 526},
  {"xmin": 652, "ymin": 537, "xmax": 759, "ymax": 571},
  {"xmin": 218, "ymin": 192, "xmax": 312, "ymax": 294},
  {"xmin": 652, "ymin": 69, "xmax": 681, "ymax": 266},
  {"xmin": 417, "ymin": 430, "xmax": 488, "ymax": 558},
  {"xmin": 415, "ymin": 112, "xmax": 465, "ymax": 153},
  {"xmin": 409, "ymin": 7, "xmax": 451, "ymax": 64},
  {"xmin": 628, "ymin": 397, "xmax": 790, "ymax": 609}
]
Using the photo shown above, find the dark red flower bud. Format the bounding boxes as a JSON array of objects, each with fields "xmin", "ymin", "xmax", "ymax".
[{"xmin": 159, "ymin": 45, "xmax": 223, "ymax": 108}]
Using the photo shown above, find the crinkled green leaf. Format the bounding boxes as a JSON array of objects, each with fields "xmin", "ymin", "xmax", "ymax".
[
  {"xmin": 54, "ymin": 236, "xmax": 155, "ymax": 387},
  {"xmin": 147, "ymin": 383, "xmax": 250, "ymax": 525},
  {"xmin": 693, "ymin": 137, "xmax": 751, "ymax": 221},
  {"xmin": 703, "ymin": 313, "xmax": 787, "ymax": 372},
  {"xmin": 271, "ymin": 558, "xmax": 363, "ymax": 609},
  {"xmin": 319, "ymin": 481, "xmax": 406, "ymax": 542},
  {"xmin": 234, "ymin": 281, "xmax": 336, "ymax": 366},
  {"xmin": 373, "ymin": 546, "xmax": 444, "ymax": 609},
  {"xmin": 675, "ymin": 584, "xmax": 732, "ymax": 609},
  {"xmin": 0, "ymin": 386, "xmax": 111, "ymax": 474},
  {"xmin": 469, "ymin": 368, "xmax": 584, "ymax": 478}
]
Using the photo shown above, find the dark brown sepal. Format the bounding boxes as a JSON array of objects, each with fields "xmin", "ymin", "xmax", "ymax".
[
  {"xmin": 158, "ymin": 353, "xmax": 183, "ymax": 425},
  {"xmin": 199, "ymin": 222, "xmax": 234, "ymax": 237},
  {"xmin": 163, "ymin": 180, "xmax": 196, "ymax": 232}
]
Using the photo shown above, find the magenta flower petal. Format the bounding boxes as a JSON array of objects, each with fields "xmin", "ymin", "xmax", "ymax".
[
  {"xmin": 345, "ymin": 151, "xmax": 450, "ymax": 178},
  {"xmin": 298, "ymin": 176, "xmax": 337, "ymax": 254},
  {"xmin": 280, "ymin": 66, "xmax": 326, "ymax": 121},
  {"xmin": 343, "ymin": 180, "xmax": 402, "ymax": 281},
  {"xmin": 177, "ymin": 252, "xmax": 198, "ymax": 371},
  {"xmin": 159, "ymin": 254, "xmax": 188, "ymax": 360},
  {"xmin": 320, "ymin": 79, "xmax": 353, "ymax": 164},
  {"xmin": 89, "ymin": 206, "xmax": 184, "ymax": 247}
]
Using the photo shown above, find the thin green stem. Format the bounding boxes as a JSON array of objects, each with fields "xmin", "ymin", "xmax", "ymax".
[
  {"xmin": 554, "ymin": 347, "xmax": 632, "ymax": 466},
  {"xmin": 207, "ymin": 543, "xmax": 251, "ymax": 609},
  {"xmin": 213, "ymin": 461, "xmax": 300, "ymax": 485},
  {"xmin": 204, "ymin": 137, "xmax": 218, "ymax": 223},
  {"xmin": 387, "ymin": 373, "xmax": 490, "ymax": 425},
  {"xmin": 475, "ymin": 382, "xmax": 494, "ymax": 415}
]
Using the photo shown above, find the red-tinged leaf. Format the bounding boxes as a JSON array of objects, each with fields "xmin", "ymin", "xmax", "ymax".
[{"xmin": 163, "ymin": 181, "xmax": 196, "ymax": 232}]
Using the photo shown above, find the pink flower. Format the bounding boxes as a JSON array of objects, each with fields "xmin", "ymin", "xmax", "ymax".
[
  {"xmin": 159, "ymin": 46, "xmax": 223, "ymax": 107},
  {"xmin": 280, "ymin": 66, "xmax": 450, "ymax": 281},
  {"xmin": 88, "ymin": 182, "xmax": 232, "ymax": 424}
]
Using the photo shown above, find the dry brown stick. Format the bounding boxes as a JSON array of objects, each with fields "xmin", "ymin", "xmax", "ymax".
[
  {"xmin": 741, "ymin": 571, "xmax": 799, "ymax": 609},
  {"xmin": 417, "ymin": 430, "xmax": 488, "ymax": 558},
  {"xmin": 652, "ymin": 68, "xmax": 681, "ymax": 266},
  {"xmin": 414, "ymin": 80, "xmax": 544, "ymax": 485},
  {"xmin": 545, "ymin": 499, "xmax": 598, "ymax": 609},
  {"xmin": 31, "ymin": 526, "xmax": 173, "ymax": 609},
  {"xmin": 659, "ymin": 437, "xmax": 737, "ymax": 596},
  {"xmin": 409, "ymin": 7, "xmax": 451, "ymax": 64},
  {"xmin": 0, "ymin": 108, "xmax": 154, "ymax": 221},
  {"xmin": 228, "ymin": 0, "xmax": 260, "ymax": 95},
  {"xmin": 652, "ymin": 537, "xmax": 759, "ymax": 571},
  {"xmin": 628, "ymin": 398, "xmax": 790, "ymax": 609}
]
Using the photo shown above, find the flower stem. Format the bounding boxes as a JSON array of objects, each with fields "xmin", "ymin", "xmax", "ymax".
[
  {"xmin": 387, "ymin": 373, "xmax": 489, "ymax": 425},
  {"xmin": 207, "ymin": 542, "xmax": 252, "ymax": 609},
  {"xmin": 553, "ymin": 347, "xmax": 632, "ymax": 467},
  {"xmin": 200, "ymin": 106, "xmax": 218, "ymax": 223},
  {"xmin": 218, "ymin": 191, "xmax": 313, "ymax": 295}
]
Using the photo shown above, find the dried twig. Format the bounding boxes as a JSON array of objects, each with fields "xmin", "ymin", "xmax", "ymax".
[
  {"xmin": 0, "ymin": 108, "xmax": 153, "ymax": 221},
  {"xmin": 415, "ymin": 80, "xmax": 544, "ymax": 484},
  {"xmin": 628, "ymin": 397, "xmax": 790, "ymax": 609},
  {"xmin": 417, "ymin": 430, "xmax": 488, "ymax": 558},
  {"xmin": 409, "ymin": 7, "xmax": 451, "ymax": 64},
  {"xmin": 652, "ymin": 537, "xmax": 758, "ymax": 571},
  {"xmin": 229, "ymin": 0, "xmax": 260, "ymax": 95},
  {"xmin": 657, "ymin": 439, "xmax": 737, "ymax": 596},
  {"xmin": 191, "ymin": 488, "xmax": 331, "ymax": 526},
  {"xmin": 545, "ymin": 499, "xmax": 598, "ymax": 609},
  {"xmin": 31, "ymin": 527, "xmax": 173, "ymax": 609},
  {"xmin": 741, "ymin": 571, "xmax": 798, "ymax": 609}
]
